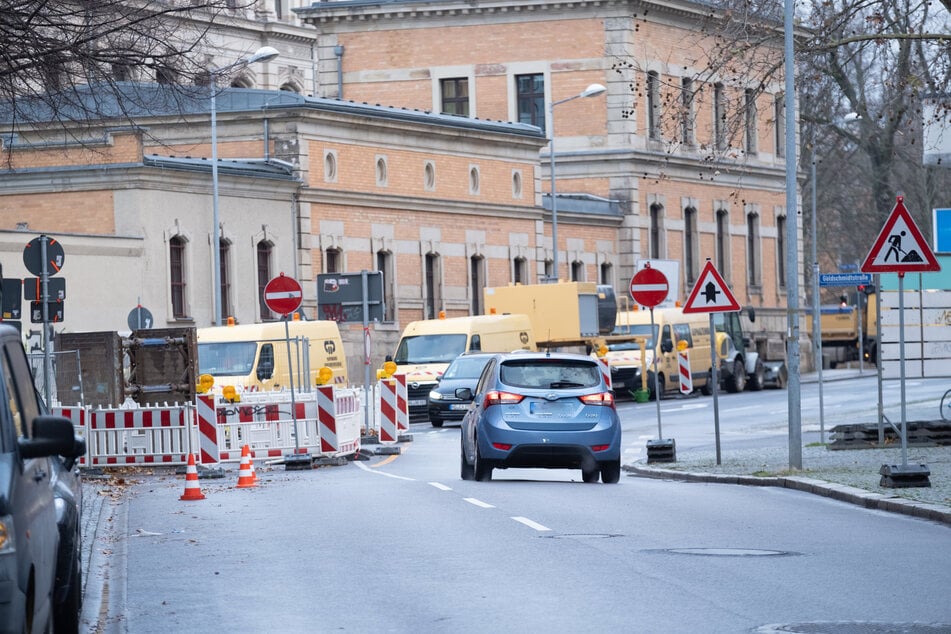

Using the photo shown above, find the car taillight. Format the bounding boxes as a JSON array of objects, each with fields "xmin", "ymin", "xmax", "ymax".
[
  {"xmin": 492, "ymin": 442, "xmax": 512, "ymax": 451},
  {"xmin": 579, "ymin": 392, "xmax": 615, "ymax": 407},
  {"xmin": 483, "ymin": 390, "xmax": 524, "ymax": 407},
  {"xmin": 591, "ymin": 444, "xmax": 611, "ymax": 452}
]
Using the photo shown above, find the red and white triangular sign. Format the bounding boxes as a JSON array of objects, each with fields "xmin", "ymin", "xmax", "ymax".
[
  {"xmin": 861, "ymin": 196, "xmax": 940, "ymax": 273},
  {"xmin": 683, "ymin": 261, "xmax": 741, "ymax": 313}
]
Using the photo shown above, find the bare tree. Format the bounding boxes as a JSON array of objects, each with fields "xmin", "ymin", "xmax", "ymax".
[{"xmin": 0, "ymin": 1, "xmax": 252, "ymax": 135}]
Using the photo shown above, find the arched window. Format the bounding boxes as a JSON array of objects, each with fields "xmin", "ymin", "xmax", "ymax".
[{"xmin": 257, "ymin": 241, "xmax": 273, "ymax": 320}]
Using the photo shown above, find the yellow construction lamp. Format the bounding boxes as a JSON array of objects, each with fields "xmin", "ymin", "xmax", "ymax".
[
  {"xmin": 377, "ymin": 360, "xmax": 398, "ymax": 380},
  {"xmin": 222, "ymin": 385, "xmax": 240, "ymax": 403},
  {"xmin": 316, "ymin": 366, "xmax": 333, "ymax": 386},
  {"xmin": 197, "ymin": 373, "xmax": 214, "ymax": 394},
  {"xmin": 677, "ymin": 339, "xmax": 689, "ymax": 352},
  {"xmin": 596, "ymin": 343, "xmax": 608, "ymax": 358}
]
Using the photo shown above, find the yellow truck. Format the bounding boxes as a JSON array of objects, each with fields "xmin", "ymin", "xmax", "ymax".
[
  {"xmin": 803, "ymin": 290, "xmax": 878, "ymax": 367},
  {"xmin": 197, "ymin": 319, "xmax": 348, "ymax": 393},
  {"xmin": 392, "ymin": 313, "xmax": 536, "ymax": 420}
]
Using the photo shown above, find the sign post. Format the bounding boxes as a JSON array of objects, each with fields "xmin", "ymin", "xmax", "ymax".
[
  {"xmin": 683, "ymin": 259, "xmax": 741, "ymax": 465},
  {"xmin": 861, "ymin": 196, "xmax": 939, "ymax": 487},
  {"xmin": 263, "ymin": 274, "xmax": 309, "ymax": 469},
  {"xmin": 23, "ymin": 235, "xmax": 65, "ymax": 407},
  {"xmin": 630, "ymin": 262, "xmax": 675, "ymax": 463}
]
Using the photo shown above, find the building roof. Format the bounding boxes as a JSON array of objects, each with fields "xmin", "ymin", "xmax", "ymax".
[{"xmin": 0, "ymin": 83, "xmax": 545, "ymax": 139}]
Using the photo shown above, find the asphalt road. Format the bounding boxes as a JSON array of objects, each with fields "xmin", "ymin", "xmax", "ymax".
[{"xmin": 78, "ymin": 385, "xmax": 951, "ymax": 633}]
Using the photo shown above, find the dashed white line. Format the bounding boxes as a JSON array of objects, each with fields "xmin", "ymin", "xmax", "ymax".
[
  {"xmin": 463, "ymin": 497, "xmax": 496, "ymax": 509},
  {"xmin": 511, "ymin": 516, "xmax": 551, "ymax": 532},
  {"xmin": 429, "ymin": 482, "xmax": 452, "ymax": 491}
]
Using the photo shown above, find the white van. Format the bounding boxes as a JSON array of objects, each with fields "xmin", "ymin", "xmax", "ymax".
[
  {"xmin": 197, "ymin": 319, "xmax": 348, "ymax": 392},
  {"xmin": 393, "ymin": 314, "xmax": 535, "ymax": 420}
]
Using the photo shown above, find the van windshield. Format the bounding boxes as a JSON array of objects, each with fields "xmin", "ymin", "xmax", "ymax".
[
  {"xmin": 608, "ymin": 324, "xmax": 656, "ymax": 351},
  {"xmin": 394, "ymin": 334, "xmax": 467, "ymax": 364},
  {"xmin": 198, "ymin": 342, "xmax": 258, "ymax": 376}
]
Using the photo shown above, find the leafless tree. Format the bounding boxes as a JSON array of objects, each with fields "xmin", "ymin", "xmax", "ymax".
[{"xmin": 0, "ymin": 1, "xmax": 252, "ymax": 135}]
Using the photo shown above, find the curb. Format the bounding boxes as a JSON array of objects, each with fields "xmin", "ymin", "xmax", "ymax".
[{"xmin": 624, "ymin": 463, "xmax": 951, "ymax": 526}]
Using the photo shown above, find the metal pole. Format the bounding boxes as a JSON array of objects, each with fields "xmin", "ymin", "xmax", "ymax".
[
  {"xmin": 710, "ymin": 313, "xmax": 721, "ymax": 465},
  {"xmin": 211, "ymin": 76, "xmax": 222, "ymax": 326},
  {"xmin": 548, "ymin": 101, "xmax": 559, "ymax": 282},
  {"xmin": 40, "ymin": 236, "xmax": 52, "ymax": 407},
  {"xmin": 362, "ymin": 270, "xmax": 371, "ymax": 434},
  {"xmin": 783, "ymin": 0, "xmax": 802, "ymax": 469},
  {"xmin": 875, "ymin": 274, "xmax": 884, "ymax": 445},
  {"xmin": 651, "ymin": 307, "xmax": 663, "ymax": 438},
  {"xmin": 284, "ymin": 317, "xmax": 301, "ymax": 455},
  {"xmin": 811, "ymin": 130, "xmax": 825, "ymax": 444},
  {"xmin": 898, "ymin": 274, "xmax": 908, "ymax": 468}
]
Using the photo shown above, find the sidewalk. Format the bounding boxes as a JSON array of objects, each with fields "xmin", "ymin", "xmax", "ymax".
[{"xmin": 626, "ymin": 365, "xmax": 951, "ymax": 525}]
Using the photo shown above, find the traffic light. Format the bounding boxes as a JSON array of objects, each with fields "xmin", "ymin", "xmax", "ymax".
[{"xmin": 858, "ymin": 284, "xmax": 876, "ymax": 295}]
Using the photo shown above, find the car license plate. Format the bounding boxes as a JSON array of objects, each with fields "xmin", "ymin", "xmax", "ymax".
[
  {"xmin": 529, "ymin": 401, "xmax": 571, "ymax": 416},
  {"xmin": 450, "ymin": 403, "xmax": 468, "ymax": 411},
  {"xmin": 409, "ymin": 399, "xmax": 427, "ymax": 407}
]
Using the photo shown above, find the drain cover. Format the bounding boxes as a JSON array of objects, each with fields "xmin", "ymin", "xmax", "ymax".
[{"xmin": 658, "ymin": 548, "xmax": 795, "ymax": 557}]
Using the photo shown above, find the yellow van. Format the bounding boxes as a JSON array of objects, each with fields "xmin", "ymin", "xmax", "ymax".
[
  {"xmin": 393, "ymin": 314, "xmax": 536, "ymax": 420},
  {"xmin": 197, "ymin": 319, "xmax": 348, "ymax": 392},
  {"xmin": 608, "ymin": 307, "xmax": 716, "ymax": 398}
]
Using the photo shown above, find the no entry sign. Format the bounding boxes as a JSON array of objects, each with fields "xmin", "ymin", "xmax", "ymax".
[
  {"xmin": 630, "ymin": 266, "xmax": 669, "ymax": 308},
  {"xmin": 264, "ymin": 274, "xmax": 303, "ymax": 316}
]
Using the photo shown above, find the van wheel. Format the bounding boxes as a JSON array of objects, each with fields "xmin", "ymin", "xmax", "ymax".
[
  {"xmin": 726, "ymin": 360, "xmax": 746, "ymax": 393},
  {"xmin": 431, "ymin": 418, "xmax": 444, "ymax": 428},
  {"xmin": 700, "ymin": 372, "xmax": 713, "ymax": 396}
]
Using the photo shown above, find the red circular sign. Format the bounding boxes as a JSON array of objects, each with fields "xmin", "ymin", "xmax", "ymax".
[
  {"xmin": 264, "ymin": 274, "xmax": 303, "ymax": 315},
  {"xmin": 630, "ymin": 267, "xmax": 669, "ymax": 308}
]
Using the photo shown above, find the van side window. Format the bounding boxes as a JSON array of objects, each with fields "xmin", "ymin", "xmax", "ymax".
[
  {"xmin": 469, "ymin": 335, "xmax": 481, "ymax": 351},
  {"xmin": 673, "ymin": 324, "xmax": 693, "ymax": 347},
  {"xmin": 660, "ymin": 325, "xmax": 673, "ymax": 353},
  {"xmin": 257, "ymin": 343, "xmax": 275, "ymax": 380}
]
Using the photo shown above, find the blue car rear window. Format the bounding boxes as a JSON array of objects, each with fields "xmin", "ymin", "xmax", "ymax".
[{"xmin": 499, "ymin": 359, "xmax": 601, "ymax": 389}]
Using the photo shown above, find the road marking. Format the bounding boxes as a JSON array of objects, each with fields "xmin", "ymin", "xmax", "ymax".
[
  {"xmin": 372, "ymin": 454, "xmax": 400, "ymax": 468},
  {"xmin": 511, "ymin": 516, "xmax": 551, "ymax": 532},
  {"xmin": 353, "ymin": 460, "xmax": 415, "ymax": 481},
  {"xmin": 637, "ymin": 434, "xmax": 654, "ymax": 440},
  {"xmin": 662, "ymin": 403, "xmax": 707, "ymax": 412},
  {"xmin": 429, "ymin": 482, "xmax": 452, "ymax": 491},
  {"xmin": 463, "ymin": 497, "xmax": 495, "ymax": 509}
]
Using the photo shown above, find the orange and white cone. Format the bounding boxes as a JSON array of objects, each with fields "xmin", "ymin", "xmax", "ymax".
[
  {"xmin": 180, "ymin": 454, "xmax": 206, "ymax": 501},
  {"xmin": 236, "ymin": 445, "xmax": 256, "ymax": 489}
]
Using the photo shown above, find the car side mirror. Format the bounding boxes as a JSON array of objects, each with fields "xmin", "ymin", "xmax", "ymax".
[
  {"xmin": 455, "ymin": 387, "xmax": 472, "ymax": 401},
  {"xmin": 20, "ymin": 416, "xmax": 81, "ymax": 459},
  {"xmin": 747, "ymin": 307, "xmax": 756, "ymax": 323},
  {"xmin": 661, "ymin": 338, "xmax": 673, "ymax": 353}
]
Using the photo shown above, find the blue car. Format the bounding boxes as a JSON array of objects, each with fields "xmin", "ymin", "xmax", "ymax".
[{"xmin": 459, "ymin": 352, "xmax": 622, "ymax": 483}]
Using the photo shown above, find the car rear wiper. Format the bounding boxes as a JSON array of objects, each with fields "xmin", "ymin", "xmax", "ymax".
[{"xmin": 549, "ymin": 381, "xmax": 583, "ymax": 388}]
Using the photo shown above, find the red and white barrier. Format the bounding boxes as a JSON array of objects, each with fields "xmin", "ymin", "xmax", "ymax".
[
  {"xmin": 393, "ymin": 373, "xmax": 409, "ymax": 432},
  {"xmin": 378, "ymin": 379, "xmax": 399, "ymax": 444},
  {"xmin": 678, "ymin": 350, "xmax": 692, "ymax": 394},
  {"xmin": 596, "ymin": 357, "xmax": 612, "ymax": 390},
  {"xmin": 86, "ymin": 404, "xmax": 191, "ymax": 466}
]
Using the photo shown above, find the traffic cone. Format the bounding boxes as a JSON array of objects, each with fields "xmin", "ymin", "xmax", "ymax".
[
  {"xmin": 236, "ymin": 445, "xmax": 256, "ymax": 488},
  {"xmin": 180, "ymin": 454, "xmax": 206, "ymax": 501}
]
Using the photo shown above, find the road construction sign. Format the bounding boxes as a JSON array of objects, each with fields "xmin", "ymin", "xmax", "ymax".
[
  {"xmin": 683, "ymin": 260, "xmax": 740, "ymax": 313},
  {"xmin": 862, "ymin": 196, "xmax": 940, "ymax": 274}
]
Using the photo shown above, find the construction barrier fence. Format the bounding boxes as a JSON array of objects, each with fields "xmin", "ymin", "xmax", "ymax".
[{"xmin": 52, "ymin": 384, "xmax": 364, "ymax": 469}]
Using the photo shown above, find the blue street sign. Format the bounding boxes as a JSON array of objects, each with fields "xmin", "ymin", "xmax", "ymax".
[
  {"xmin": 819, "ymin": 272, "xmax": 872, "ymax": 287},
  {"xmin": 838, "ymin": 263, "xmax": 859, "ymax": 271}
]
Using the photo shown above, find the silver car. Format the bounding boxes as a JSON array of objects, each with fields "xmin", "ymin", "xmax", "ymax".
[{"xmin": 459, "ymin": 352, "xmax": 622, "ymax": 483}]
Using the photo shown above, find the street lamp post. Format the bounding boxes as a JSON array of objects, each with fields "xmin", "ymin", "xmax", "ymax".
[
  {"xmin": 547, "ymin": 83, "xmax": 606, "ymax": 282},
  {"xmin": 210, "ymin": 46, "xmax": 279, "ymax": 325}
]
